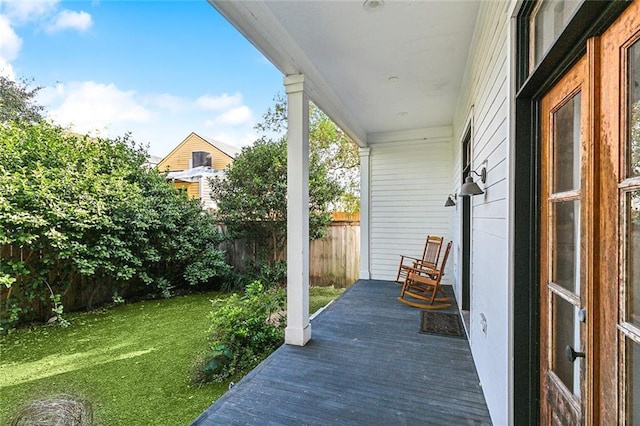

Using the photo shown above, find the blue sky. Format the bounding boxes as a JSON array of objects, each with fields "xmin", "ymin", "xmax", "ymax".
[{"xmin": 0, "ymin": 0, "xmax": 284, "ymax": 156}]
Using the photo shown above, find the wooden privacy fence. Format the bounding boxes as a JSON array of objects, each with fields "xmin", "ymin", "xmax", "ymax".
[
  {"xmin": 223, "ymin": 220, "xmax": 360, "ymax": 288},
  {"xmin": 309, "ymin": 220, "xmax": 360, "ymax": 287},
  {"xmin": 1, "ymin": 220, "xmax": 360, "ymax": 321}
]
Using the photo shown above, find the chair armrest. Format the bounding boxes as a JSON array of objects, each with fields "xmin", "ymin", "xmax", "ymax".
[
  {"xmin": 406, "ymin": 264, "xmax": 441, "ymax": 280},
  {"xmin": 399, "ymin": 255, "xmax": 422, "ymax": 264},
  {"xmin": 412, "ymin": 260, "xmax": 437, "ymax": 271}
]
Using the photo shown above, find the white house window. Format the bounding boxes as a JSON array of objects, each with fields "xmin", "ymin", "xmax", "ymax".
[
  {"xmin": 529, "ymin": 0, "xmax": 581, "ymax": 71},
  {"xmin": 192, "ymin": 151, "xmax": 212, "ymax": 168}
]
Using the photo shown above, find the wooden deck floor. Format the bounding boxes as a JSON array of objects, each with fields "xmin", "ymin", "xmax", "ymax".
[{"xmin": 192, "ymin": 280, "xmax": 492, "ymax": 425}]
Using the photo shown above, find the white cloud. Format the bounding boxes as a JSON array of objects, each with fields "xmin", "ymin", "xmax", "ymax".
[
  {"xmin": 1, "ymin": 0, "xmax": 59, "ymax": 23},
  {"xmin": 195, "ymin": 92, "xmax": 243, "ymax": 111},
  {"xmin": 209, "ymin": 131, "xmax": 258, "ymax": 148},
  {"xmin": 39, "ymin": 79, "xmax": 257, "ymax": 157},
  {"xmin": 1, "ymin": 0, "xmax": 92, "ymax": 32},
  {"xmin": 46, "ymin": 9, "xmax": 91, "ymax": 33},
  {"xmin": 0, "ymin": 1, "xmax": 92, "ymax": 77},
  {"xmin": 46, "ymin": 81, "xmax": 152, "ymax": 135},
  {"xmin": 0, "ymin": 15, "xmax": 21, "ymax": 60},
  {"xmin": 206, "ymin": 106, "xmax": 253, "ymax": 126},
  {"xmin": 0, "ymin": 15, "xmax": 19, "ymax": 78}
]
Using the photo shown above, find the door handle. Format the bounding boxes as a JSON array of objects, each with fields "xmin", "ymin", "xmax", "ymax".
[
  {"xmin": 578, "ymin": 308, "xmax": 586, "ymax": 323},
  {"xmin": 566, "ymin": 345, "xmax": 585, "ymax": 362}
]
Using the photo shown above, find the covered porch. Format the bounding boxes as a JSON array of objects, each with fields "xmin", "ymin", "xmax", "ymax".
[
  {"xmin": 193, "ymin": 280, "xmax": 491, "ymax": 425},
  {"xmin": 208, "ymin": 1, "xmax": 511, "ymax": 422}
]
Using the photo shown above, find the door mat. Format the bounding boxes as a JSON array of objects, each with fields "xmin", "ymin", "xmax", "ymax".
[{"xmin": 420, "ymin": 311, "xmax": 464, "ymax": 338}]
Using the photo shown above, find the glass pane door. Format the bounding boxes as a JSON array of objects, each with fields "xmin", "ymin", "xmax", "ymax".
[
  {"xmin": 550, "ymin": 93, "xmax": 583, "ymax": 398},
  {"xmin": 540, "ymin": 55, "xmax": 587, "ymax": 424}
]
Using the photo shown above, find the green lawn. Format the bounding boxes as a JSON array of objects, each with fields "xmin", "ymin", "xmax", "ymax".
[
  {"xmin": 309, "ymin": 286, "xmax": 347, "ymax": 315},
  {"xmin": 0, "ymin": 286, "xmax": 344, "ymax": 425}
]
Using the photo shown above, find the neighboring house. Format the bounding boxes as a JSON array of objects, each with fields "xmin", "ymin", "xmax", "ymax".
[
  {"xmin": 210, "ymin": 1, "xmax": 639, "ymax": 424},
  {"xmin": 165, "ymin": 166, "xmax": 224, "ymax": 210},
  {"xmin": 157, "ymin": 132, "xmax": 240, "ymax": 209},
  {"xmin": 143, "ymin": 154, "xmax": 163, "ymax": 169}
]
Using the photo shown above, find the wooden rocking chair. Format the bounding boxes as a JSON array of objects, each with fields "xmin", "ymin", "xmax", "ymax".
[
  {"xmin": 397, "ymin": 241, "xmax": 452, "ymax": 309},
  {"xmin": 396, "ymin": 235, "xmax": 444, "ymax": 284}
]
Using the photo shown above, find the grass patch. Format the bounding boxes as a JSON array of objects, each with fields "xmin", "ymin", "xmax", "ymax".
[
  {"xmin": 0, "ymin": 291, "xmax": 228, "ymax": 425},
  {"xmin": 1, "ymin": 286, "xmax": 345, "ymax": 425},
  {"xmin": 310, "ymin": 286, "xmax": 345, "ymax": 316}
]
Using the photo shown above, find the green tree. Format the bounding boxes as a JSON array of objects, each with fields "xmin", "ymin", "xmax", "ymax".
[
  {"xmin": 211, "ymin": 97, "xmax": 359, "ymax": 283},
  {"xmin": 210, "ymin": 96, "xmax": 358, "ymax": 287},
  {"xmin": 0, "ymin": 76, "xmax": 44, "ymax": 124},
  {"xmin": 135, "ymin": 169, "xmax": 230, "ymax": 293},
  {"xmin": 256, "ymin": 95, "xmax": 360, "ymax": 213},
  {"xmin": 308, "ymin": 101, "xmax": 361, "ymax": 213},
  {"xmin": 210, "ymin": 136, "xmax": 341, "ymax": 273}
]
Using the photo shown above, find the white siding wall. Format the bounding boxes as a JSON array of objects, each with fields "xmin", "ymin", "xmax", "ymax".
[
  {"xmin": 200, "ymin": 177, "xmax": 217, "ymax": 210},
  {"xmin": 450, "ymin": 1, "xmax": 515, "ymax": 425},
  {"xmin": 369, "ymin": 129, "xmax": 453, "ymax": 281}
]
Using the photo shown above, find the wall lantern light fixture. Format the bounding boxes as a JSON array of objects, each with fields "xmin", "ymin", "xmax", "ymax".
[
  {"xmin": 459, "ymin": 167, "xmax": 486, "ymax": 197},
  {"xmin": 444, "ymin": 194, "xmax": 457, "ymax": 207}
]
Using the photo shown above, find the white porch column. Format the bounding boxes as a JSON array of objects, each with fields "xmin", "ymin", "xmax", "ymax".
[
  {"xmin": 284, "ymin": 74, "xmax": 311, "ymax": 346},
  {"xmin": 359, "ymin": 147, "xmax": 371, "ymax": 279}
]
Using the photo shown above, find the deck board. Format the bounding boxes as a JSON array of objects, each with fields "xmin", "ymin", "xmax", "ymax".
[{"xmin": 193, "ymin": 280, "xmax": 492, "ymax": 425}]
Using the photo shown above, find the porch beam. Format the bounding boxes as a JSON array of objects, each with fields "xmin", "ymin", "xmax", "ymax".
[{"xmin": 284, "ymin": 74, "xmax": 311, "ymax": 346}]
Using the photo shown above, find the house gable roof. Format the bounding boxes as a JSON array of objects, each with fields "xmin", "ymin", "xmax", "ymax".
[
  {"xmin": 198, "ymin": 133, "xmax": 241, "ymax": 159},
  {"xmin": 158, "ymin": 132, "xmax": 241, "ymax": 171}
]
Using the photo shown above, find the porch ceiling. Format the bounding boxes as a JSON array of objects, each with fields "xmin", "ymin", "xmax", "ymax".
[{"xmin": 209, "ymin": 1, "xmax": 479, "ymax": 146}]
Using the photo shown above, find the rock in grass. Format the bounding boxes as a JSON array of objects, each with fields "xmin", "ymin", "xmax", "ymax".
[{"xmin": 10, "ymin": 394, "xmax": 92, "ymax": 426}]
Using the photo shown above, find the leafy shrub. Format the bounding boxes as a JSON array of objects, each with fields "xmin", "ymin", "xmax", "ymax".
[
  {"xmin": 0, "ymin": 121, "xmax": 230, "ymax": 330},
  {"xmin": 193, "ymin": 281, "xmax": 285, "ymax": 384},
  {"xmin": 226, "ymin": 259, "xmax": 287, "ymax": 291},
  {"xmin": 210, "ymin": 136, "xmax": 341, "ymax": 276}
]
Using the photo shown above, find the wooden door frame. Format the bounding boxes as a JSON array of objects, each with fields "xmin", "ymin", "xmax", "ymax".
[
  {"xmin": 513, "ymin": 2, "xmax": 630, "ymax": 424},
  {"xmin": 537, "ymin": 8, "xmax": 640, "ymax": 423},
  {"xmin": 539, "ymin": 53, "xmax": 595, "ymax": 425},
  {"xmin": 598, "ymin": 8, "xmax": 640, "ymax": 422}
]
